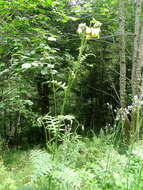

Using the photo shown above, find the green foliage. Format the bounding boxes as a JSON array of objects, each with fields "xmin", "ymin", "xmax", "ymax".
[
  {"xmin": 1, "ymin": 136, "xmax": 143, "ymax": 190},
  {"xmin": 28, "ymin": 137, "xmax": 143, "ymax": 190},
  {"xmin": 113, "ymin": 96, "xmax": 143, "ymax": 145},
  {"xmin": 30, "ymin": 150, "xmax": 53, "ymax": 181},
  {"xmin": 0, "ymin": 0, "xmax": 126, "ymax": 141},
  {"xmin": 0, "ymin": 149, "xmax": 32, "ymax": 190},
  {"xmin": 37, "ymin": 114, "xmax": 78, "ymax": 148},
  {"xmin": 0, "ymin": 135, "xmax": 143, "ymax": 190},
  {"xmin": 0, "ymin": 0, "xmax": 135, "ymax": 144},
  {"xmin": 0, "ymin": 0, "xmax": 143, "ymax": 188},
  {"xmin": 0, "ymin": 0, "xmax": 71, "ymax": 142}
]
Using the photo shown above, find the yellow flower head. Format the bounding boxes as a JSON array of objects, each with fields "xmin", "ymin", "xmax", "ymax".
[
  {"xmin": 86, "ymin": 27, "xmax": 91, "ymax": 34},
  {"xmin": 91, "ymin": 28, "xmax": 100, "ymax": 38},
  {"xmin": 77, "ymin": 19, "xmax": 102, "ymax": 40},
  {"xmin": 86, "ymin": 34, "xmax": 92, "ymax": 40},
  {"xmin": 77, "ymin": 23, "xmax": 86, "ymax": 34}
]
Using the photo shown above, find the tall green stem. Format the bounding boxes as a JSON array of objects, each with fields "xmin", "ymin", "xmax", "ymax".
[
  {"xmin": 61, "ymin": 35, "xmax": 87, "ymax": 115},
  {"xmin": 51, "ymin": 73, "xmax": 57, "ymax": 115}
]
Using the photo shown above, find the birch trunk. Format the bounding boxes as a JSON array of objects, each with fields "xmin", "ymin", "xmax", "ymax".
[
  {"xmin": 119, "ymin": 0, "xmax": 126, "ymax": 108},
  {"xmin": 131, "ymin": 0, "xmax": 142, "ymax": 97},
  {"xmin": 138, "ymin": 26, "xmax": 143, "ymax": 98}
]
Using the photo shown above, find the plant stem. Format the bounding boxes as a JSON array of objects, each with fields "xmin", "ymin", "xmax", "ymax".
[
  {"xmin": 51, "ymin": 73, "xmax": 57, "ymax": 116},
  {"xmin": 61, "ymin": 35, "xmax": 87, "ymax": 115}
]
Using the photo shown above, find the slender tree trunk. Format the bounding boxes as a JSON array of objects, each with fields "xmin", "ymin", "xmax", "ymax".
[
  {"xmin": 130, "ymin": 1, "xmax": 143, "ymax": 143},
  {"xmin": 119, "ymin": 0, "xmax": 126, "ymax": 108},
  {"xmin": 131, "ymin": 0, "xmax": 142, "ymax": 97},
  {"xmin": 137, "ymin": 26, "xmax": 143, "ymax": 98}
]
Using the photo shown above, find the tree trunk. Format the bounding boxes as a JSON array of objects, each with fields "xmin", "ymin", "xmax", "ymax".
[
  {"xmin": 131, "ymin": 0, "xmax": 142, "ymax": 97},
  {"xmin": 130, "ymin": 2, "xmax": 143, "ymax": 143},
  {"xmin": 119, "ymin": 0, "xmax": 126, "ymax": 108},
  {"xmin": 137, "ymin": 26, "xmax": 143, "ymax": 98}
]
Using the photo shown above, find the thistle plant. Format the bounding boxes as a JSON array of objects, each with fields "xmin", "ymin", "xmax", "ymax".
[
  {"xmin": 61, "ymin": 19, "xmax": 102, "ymax": 115},
  {"xmin": 36, "ymin": 19, "xmax": 102, "ymax": 147}
]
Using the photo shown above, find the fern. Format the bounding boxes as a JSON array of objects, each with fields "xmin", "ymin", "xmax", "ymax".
[
  {"xmin": 37, "ymin": 114, "xmax": 77, "ymax": 143},
  {"xmin": 57, "ymin": 135, "xmax": 84, "ymax": 167},
  {"xmin": 52, "ymin": 165, "xmax": 81, "ymax": 189},
  {"xmin": 30, "ymin": 150, "xmax": 54, "ymax": 181},
  {"xmin": 30, "ymin": 149, "xmax": 83, "ymax": 189}
]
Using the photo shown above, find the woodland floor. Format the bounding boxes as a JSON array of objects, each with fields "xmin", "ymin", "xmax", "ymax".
[{"xmin": 1, "ymin": 136, "xmax": 143, "ymax": 190}]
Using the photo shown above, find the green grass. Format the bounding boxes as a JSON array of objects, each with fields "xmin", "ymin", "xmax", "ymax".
[
  {"xmin": 0, "ymin": 149, "xmax": 32, "ymax": 190},
  {"xmin": 0, "ymin": 135, "xmax": 143, "ymax": 190}
]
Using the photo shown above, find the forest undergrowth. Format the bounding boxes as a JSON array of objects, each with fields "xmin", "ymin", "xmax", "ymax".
[{"xmin": 1, "ymin": 133, "xmax": 143, "ymax": 190}]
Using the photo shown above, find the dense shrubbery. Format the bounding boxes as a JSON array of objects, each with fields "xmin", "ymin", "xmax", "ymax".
[{"xmin": 0, "ymin": 0, "xmax": 123, "ymax": 145}]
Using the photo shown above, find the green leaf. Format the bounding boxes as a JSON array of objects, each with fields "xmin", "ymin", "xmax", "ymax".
[
  {"xmin": 22, "ymin": 63, "xmax": 31, "ymax": 69},
  {"xmin": 41, "ymin": 68, "xmax": 48, "ymax": 75}
]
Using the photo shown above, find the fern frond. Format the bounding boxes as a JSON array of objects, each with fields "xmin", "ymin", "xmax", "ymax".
[{"xmin": 30, "ymin": 150, "xmax": 54, "ymax": 181}]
